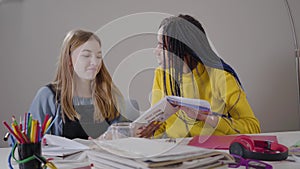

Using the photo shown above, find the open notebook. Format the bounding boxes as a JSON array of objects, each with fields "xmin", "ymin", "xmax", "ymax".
[{"xmin": 134, "ymin": 96, "xmax": 213, "ymax": 124}]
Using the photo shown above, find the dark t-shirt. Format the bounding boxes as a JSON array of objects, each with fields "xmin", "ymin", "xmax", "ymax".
[{"xmin": 74, "ymin": 103, "xmax": 110, "ymax": 139}]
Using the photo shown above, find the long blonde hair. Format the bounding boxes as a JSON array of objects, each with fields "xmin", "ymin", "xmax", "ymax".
[{"xmin": 52, "ymin": 29, "xmax": 122, "ymax": 122}]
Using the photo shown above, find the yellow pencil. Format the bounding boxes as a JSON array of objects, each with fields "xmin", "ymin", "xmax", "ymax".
[
  {"xmin": 12, "ymin": 124, "xmax": 22, "ymax": 143},
  {"xmin": 44, "ymin": 116, "xmax": 53, "ymax": 135},
  {"xmin": 31, "ymin": 120, "xmax": 37, "ymax": 143}
]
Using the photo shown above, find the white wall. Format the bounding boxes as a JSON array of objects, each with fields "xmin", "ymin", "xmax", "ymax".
[{"xmin": 0, "ymin": 0, "xmax": 299, "ymax": 147}]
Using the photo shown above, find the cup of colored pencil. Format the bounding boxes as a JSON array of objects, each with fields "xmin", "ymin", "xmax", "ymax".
[{"xmin": 3, "ymin": 113, "xmax": 53, "ymax": 169}]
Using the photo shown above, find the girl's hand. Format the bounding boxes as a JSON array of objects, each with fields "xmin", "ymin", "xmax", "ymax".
[
  {"xmin": 180, "ymin": 106, "xmax": 209, "ymax": 121},
  {"xmin": 135, "ymin": 101, "xmax": 179, "ymax": 138},
  {"xmin": 136, "ymin": 121, "xmax": 161, "ymax": 138}
]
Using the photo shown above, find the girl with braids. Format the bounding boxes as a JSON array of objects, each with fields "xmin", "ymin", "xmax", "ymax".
[
  {"xmin": 141, "ymin": 14, "xmax": 260, "ymax": 138},
  {"xmin": 29, "ymin": 29, "xmax": 126, "ymax": 139}
]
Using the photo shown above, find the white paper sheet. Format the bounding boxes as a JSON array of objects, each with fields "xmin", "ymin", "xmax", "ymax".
[
  {"xmin": 134, "ymin": 96, "xmax": 212, "ymax": 124},
  {"xmin": 93, "ymin": 137, "xmax": 215, "ymax": 159},
  {"xmin": 90, "ymin": 137, "xmax": 232, "ymax": 168},
  {"xmin": 42, "ymin": 134, "xmax": 90, "ymax": 157}
]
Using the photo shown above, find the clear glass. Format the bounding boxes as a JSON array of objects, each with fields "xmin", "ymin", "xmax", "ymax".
[{"xmin": 111, "ymin": 122, "xmax": 134, "ymax": 139}]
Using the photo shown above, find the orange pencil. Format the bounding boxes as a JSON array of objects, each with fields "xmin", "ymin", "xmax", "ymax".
[{"xmin": 21, "ymin": 131, "xmax": 30, "ymax": 143}]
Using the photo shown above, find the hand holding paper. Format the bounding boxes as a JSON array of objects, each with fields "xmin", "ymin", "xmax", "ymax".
[
  {"xmin": 136, "ymin": 121, "xmax": 162, "ymax": 138},
  {"xmin": 133, "ymin": 96, "xmax": 218, "ymax": 138},
  {"xmin": 180, "ymin": 106, "xmax": 210, "ymax": 121},
  {"xmin": 179, "ymin": 106, "xmax": 220, "ymax": 128}
]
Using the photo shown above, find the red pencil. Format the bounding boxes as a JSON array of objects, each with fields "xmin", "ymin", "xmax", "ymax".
[
  {"xmin": 35, "ymin": 121, "xmax": 39, "ymax": 143},
  {"xmin": 24, "ymin": 112, "xmax": 27, "ymax": 134},
  {"xmin": 3, "ymin": 121, "xmax": 23, "ymax": 143},
  {"xmin": 19, "ymin": 116, "xmax": 23, "ymax": 131},
  {"xmin": 12, "ymin": 124, "xmax": 25, "ymax": 144}
]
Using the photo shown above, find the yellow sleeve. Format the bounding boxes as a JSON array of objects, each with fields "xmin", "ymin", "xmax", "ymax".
[
  {"xmin": 213, "ymin": 71, "xmax": 261, "ymax": 134},
  {"xmin": 151, "ymin": 68, "xmax": 164, "ymax": 106},
  {"xmin": 151, "ymin": 68, "xmax": 167, "ymax": 137}
]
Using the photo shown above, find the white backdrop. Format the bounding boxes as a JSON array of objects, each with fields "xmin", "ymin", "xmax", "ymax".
[{"xmin": 0, "ymin": 0, "xmax": 299, "ymax": 147}]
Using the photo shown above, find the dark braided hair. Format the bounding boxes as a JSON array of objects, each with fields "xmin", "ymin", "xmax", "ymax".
[
  {"xmin": 178, "ymin": 14, "xmax": 242, "ymax": 86},
  {"xmin": 159, "ymin": 14, "xmax": 243, "ymax": 97}
]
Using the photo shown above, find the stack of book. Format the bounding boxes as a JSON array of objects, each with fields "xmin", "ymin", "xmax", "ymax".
[
  {"xmin": 88, "ymin": 137, "xmax": 234, "ymax": 168},
  {"xmin": 41, "ymin": 134, "xmax": 234, "ymax": 168}
]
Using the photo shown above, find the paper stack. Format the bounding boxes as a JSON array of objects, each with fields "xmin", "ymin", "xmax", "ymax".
[
  {"xmin": 42, "ymin": 135, "xmax": 234, "ymax": 168},
  {"xmin": 89, "ymin": 137, "xmax": 234, "ymax": 169},
  {"xmin": 42, "ymin": 134, "xmax": 92, "ymax": 169}
]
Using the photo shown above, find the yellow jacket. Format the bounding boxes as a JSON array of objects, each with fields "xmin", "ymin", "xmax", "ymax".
[{"xmin": 151, "ymin": 63, "xmax": 261, "ymax": 138}]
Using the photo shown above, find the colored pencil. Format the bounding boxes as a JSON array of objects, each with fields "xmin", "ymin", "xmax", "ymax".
[
  {"xmin": 3, "ymin": 121, "xmax": 22, "ymax": 143},
  {"xmin": 24, "ymin": 112, "xmax": 27, "ymax": 134},
  {"xmin": 19, "ymin": 116, "xmax": 22, "ymax": 131},
  {"xmin": 44, "ymin": 116, "xmax": 53, "ymax": 135},
  {"xmin": 41, "ymin": 114, "xmax": 50, "ymax": 135},
  {"xmin": 12, "ymin": 124, "xmax": 25, "ymax": 144},
  {"xmin": 12, "ymin": 116, "xmax": 18, "ymax": 126},
  {"xmin": 31, "ymin": 120, "xmax": 37, "ymax": 143},
  {"xmin": 35, "ymin": 121, "xmax": 39, "ymax": 143},
  {"xmin": 27, "ymin": 114, "xmax": 32, "ymax": 138}
]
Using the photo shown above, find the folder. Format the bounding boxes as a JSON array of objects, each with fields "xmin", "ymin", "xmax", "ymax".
[{"xmin": 188, "ymin": 135, "xmax": 278, "ymax": 150}]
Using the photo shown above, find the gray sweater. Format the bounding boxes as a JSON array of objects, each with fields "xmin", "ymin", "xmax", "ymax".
[{"xmin": 28, "ymin": 86, "xmax": 138, "ymax": 138}]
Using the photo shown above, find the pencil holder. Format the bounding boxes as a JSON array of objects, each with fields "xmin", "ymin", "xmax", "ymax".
[{"xmin": 17, "ymin": 142, "xmax": 42, "ymax": 169}]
